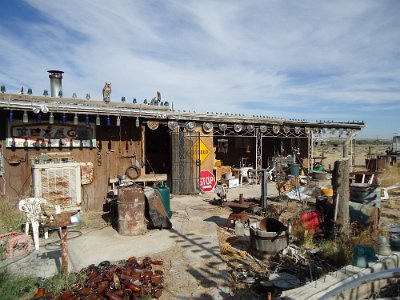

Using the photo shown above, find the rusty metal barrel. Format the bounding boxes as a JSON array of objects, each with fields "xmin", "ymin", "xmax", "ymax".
[{"xmin": 118, "ymin": 187, "xmax": 147, "ymax": 236}]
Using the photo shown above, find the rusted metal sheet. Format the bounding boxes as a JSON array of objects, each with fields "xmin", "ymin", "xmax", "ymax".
[
  {"xmin": 144, "ymin": 188, "xmax": 172, "ymax": 229},
  {"xmin": 117, "ymin": 187, "xmax": 147, "ymax": 235},
  {"xmin": 80, "ymin": 162, "xmax": 94, "ymax": 185}
]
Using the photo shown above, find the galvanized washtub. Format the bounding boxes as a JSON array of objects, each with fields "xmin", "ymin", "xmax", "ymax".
[{"xmin": 250, "ymin": 218, "xmax": 288, "ymax": 258}]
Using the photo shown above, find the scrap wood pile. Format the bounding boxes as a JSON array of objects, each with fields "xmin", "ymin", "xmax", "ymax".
[
  {"xmin": 268, "ymin": 245, "xmax": 336, "ymax": 284},
  {"xmin": 53, "ymin": 256, "xmax": 164, "ymax": 300}
]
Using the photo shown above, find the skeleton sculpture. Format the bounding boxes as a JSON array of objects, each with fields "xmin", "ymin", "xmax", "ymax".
[{"xmin": 102, "ymin": 82, "xmax": 112, "ymax": 103}]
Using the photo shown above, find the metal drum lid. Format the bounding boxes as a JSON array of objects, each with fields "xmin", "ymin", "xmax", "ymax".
[
  {"xmin": 202, "ymin": 122, "xmax": 213, "ymax": 133},
  {"xmin": 168, "ymin": 120, "xmax": 179, "ymax": 130},
  {"xmin": 185, "ymin": 121, "xmax": 196, "ymax": 131},
  {"xmin": 234, "ymin": 124, "xmax": 243, "ymax": 132},
  {"xmin": 246, "ymin": 124, "xmax": 255, "ymax": 132},
  {"xmin": 272, "ymin": 125, "xmax": 280, "ymax": 134},
  {"xmin": 260, "ymin": 125, "xmax": 268, "ymax": 133},
  {"xmin": 147, "ymin": 120, "xmax": 159, "ymax": 130},
  {"xmin": 283, "ymin": 126, "xmax": 290, "ymax": 134},
  {"xmin": 219, "ymin": 123, "xmax": 227, "ymax": 131}
]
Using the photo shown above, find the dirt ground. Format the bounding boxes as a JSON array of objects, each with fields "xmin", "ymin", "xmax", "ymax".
[
  {"xmin": 4, "ymin": 142, "xmax": 397, "ymax": 299},
  {"xmin": 73, "ymin": 143, "xmax": 400, "ymax": 299}
]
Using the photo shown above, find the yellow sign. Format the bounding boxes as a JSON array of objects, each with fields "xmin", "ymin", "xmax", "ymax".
[{"xmin": 193, "ymin": 139, "xmax": 211, "ymax": 164}]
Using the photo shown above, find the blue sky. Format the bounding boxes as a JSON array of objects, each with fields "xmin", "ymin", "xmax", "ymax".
[{"xmin": 1, "ymin": 0, "xmax": 399, "ymax": 138}]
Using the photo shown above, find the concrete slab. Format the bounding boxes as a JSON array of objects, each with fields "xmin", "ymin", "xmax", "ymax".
[{"xmin": 68, "ymin": 226, "xmax": 177, "ymax": 269}]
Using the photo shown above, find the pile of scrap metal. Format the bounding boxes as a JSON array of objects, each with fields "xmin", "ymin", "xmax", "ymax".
[
  {"xmin": 53, "ymin": 256, "xmax": 164, "ymax": 299},
  {"xmin": 268, "ymin": 245, "xmax": 336, "ymax": 286}
]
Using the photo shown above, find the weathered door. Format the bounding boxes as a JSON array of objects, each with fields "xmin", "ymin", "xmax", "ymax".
[{"xmin": 171, "ymin": 130, "xmax": 200, "ymax": 194}]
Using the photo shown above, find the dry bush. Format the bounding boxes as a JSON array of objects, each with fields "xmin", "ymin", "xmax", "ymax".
[
  {"xmin": 0, "ymin": 195, "xmax": 25, "ymax": 234},
  {"xmin": 379, "ymin": 166, "xmax": 400, "ymax": 187}
]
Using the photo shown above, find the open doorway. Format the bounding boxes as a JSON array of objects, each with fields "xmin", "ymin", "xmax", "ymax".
[{"xmin": 145, "ymin": 125, "xmax": 171, "ymax": 174}]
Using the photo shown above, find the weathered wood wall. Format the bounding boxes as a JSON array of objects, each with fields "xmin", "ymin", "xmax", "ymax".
[{"xmin": 0, "ymin": 112, "xmax": 142, "ymax": 211}]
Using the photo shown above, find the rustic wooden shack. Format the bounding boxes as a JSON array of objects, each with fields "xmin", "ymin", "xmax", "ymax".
[{"xmin": 0, "ymin": 87, "xmax": 365, "ymax": 212}]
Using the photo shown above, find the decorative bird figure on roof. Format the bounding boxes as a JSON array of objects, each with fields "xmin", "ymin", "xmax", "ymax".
[
  {"xmin": 157, "ymin": 91, "xmax": 161, "ymax": 103},
  {"xmin": 102, "ymin": 82, "xmax": 111, "ymax": 103}
]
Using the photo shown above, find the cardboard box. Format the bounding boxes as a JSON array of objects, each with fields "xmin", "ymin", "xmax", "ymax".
[{"xmin": 222, "ymin": 178, "xmax": 239, "ymax": 188}]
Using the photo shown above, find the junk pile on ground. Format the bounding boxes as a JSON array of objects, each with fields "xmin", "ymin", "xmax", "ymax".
[
  {"xmin": 44, "ymin": 256, "xmax": 164, "ymax": 300},
  {"xmin": 268, "ymin": 245, "xmax": 336, "ymax": 284}
]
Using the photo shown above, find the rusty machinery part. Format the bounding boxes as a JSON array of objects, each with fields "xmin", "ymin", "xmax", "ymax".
[{"xmin": 125, "ymin": 165, "xmax": 141, "ymax": 180}]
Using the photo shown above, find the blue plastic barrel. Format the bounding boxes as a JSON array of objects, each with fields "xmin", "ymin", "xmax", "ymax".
[{"xmin": 350, "ymin": 183, "xmax": 381, "ymax": 205}]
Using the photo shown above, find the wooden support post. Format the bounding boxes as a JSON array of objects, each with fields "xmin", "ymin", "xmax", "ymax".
[
  {"xmin": 60, "ymin": 226, "xmax": 68, "ymax": 274},
  {"xmin": 332, "ymin": 158, "xmax": 350, "ymax": 234}
]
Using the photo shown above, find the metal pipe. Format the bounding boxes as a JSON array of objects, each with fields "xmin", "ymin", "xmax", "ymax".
[
  {"xmin": 319, "ymin": 268, "xmax": 400, "ymax": 300},
  {"xmin": 47, "ymin": 70, "xmax": 64, "ymax": 97},
  {"xmin": 260, "ymin": 169, "xmax": 268, "ymax": 209}
]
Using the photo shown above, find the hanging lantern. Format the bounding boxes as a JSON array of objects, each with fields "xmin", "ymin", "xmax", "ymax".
[
  {"xmin": 23, "ymin": 110, "xmax": 28, "ymax": 123},
  {"xmin": 96, "ymin": 114, "xmax": 100, "ymax": 126},
  {"xmin": 106, "ymin": 115, "xmax": 111, "ymax": 127},
  {"xmin": 73, "ymin": 113, "xmax": 79, "ymax": 125},
  {"xmin": 116, "ymin": 116, "xmax": 121, "ymax": 127},
  {"xmin": 8, "ymin": 110, "xmax": 13, "ymax": 123},
  {"xmin": 85, "ymin": 114, "xmax": 90, "ymax": 126},
  {"xmin": 36, "ymin": 113, "xmax": 42, "ymax": 123},
  {"xmin": 245, "ymin": 145, "xmax": 251, "ymax": 154},
  {"xmin": 135, "ymin": 117, "xmax": 140, "ymax": 127},
  {"xmin": 61, "ymin": 113, "xmax": 67, "ymax": 125}
]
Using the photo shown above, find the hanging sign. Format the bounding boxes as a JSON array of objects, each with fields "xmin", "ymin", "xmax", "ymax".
[
  {"xmin": 199, "ymin": 169, "xmax": 215, "ymax": 192},
  {"xmin": 6, "ymin": 121, "xmax": 96, "ymax": 148}
]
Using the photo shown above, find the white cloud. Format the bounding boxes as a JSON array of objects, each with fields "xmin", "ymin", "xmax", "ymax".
[{"xmin": 0, "ymin": 0, "xmax": 399, "ymax": 138}]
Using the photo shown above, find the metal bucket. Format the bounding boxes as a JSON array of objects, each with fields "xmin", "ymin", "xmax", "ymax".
[
  {"xmin": 250, "ymin": 220, "xmax": 288, "ymax": 258},
  {"xmin": 350, "ymin": 183, "xmax": 381, "ymax": 205},
  {"xmin": 117, "ymin": 187, "xmax": 147, "ymax": 236}
]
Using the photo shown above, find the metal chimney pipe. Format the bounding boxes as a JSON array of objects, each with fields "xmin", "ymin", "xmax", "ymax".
[{"xmin": 47, "ymin": 70, "xmax": 64, "ymax": 97}]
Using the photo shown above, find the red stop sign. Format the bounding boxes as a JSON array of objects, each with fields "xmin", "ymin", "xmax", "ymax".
[{"xmin": 199, "ymin": 170, "xmax": 215, "ymax": 192}]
